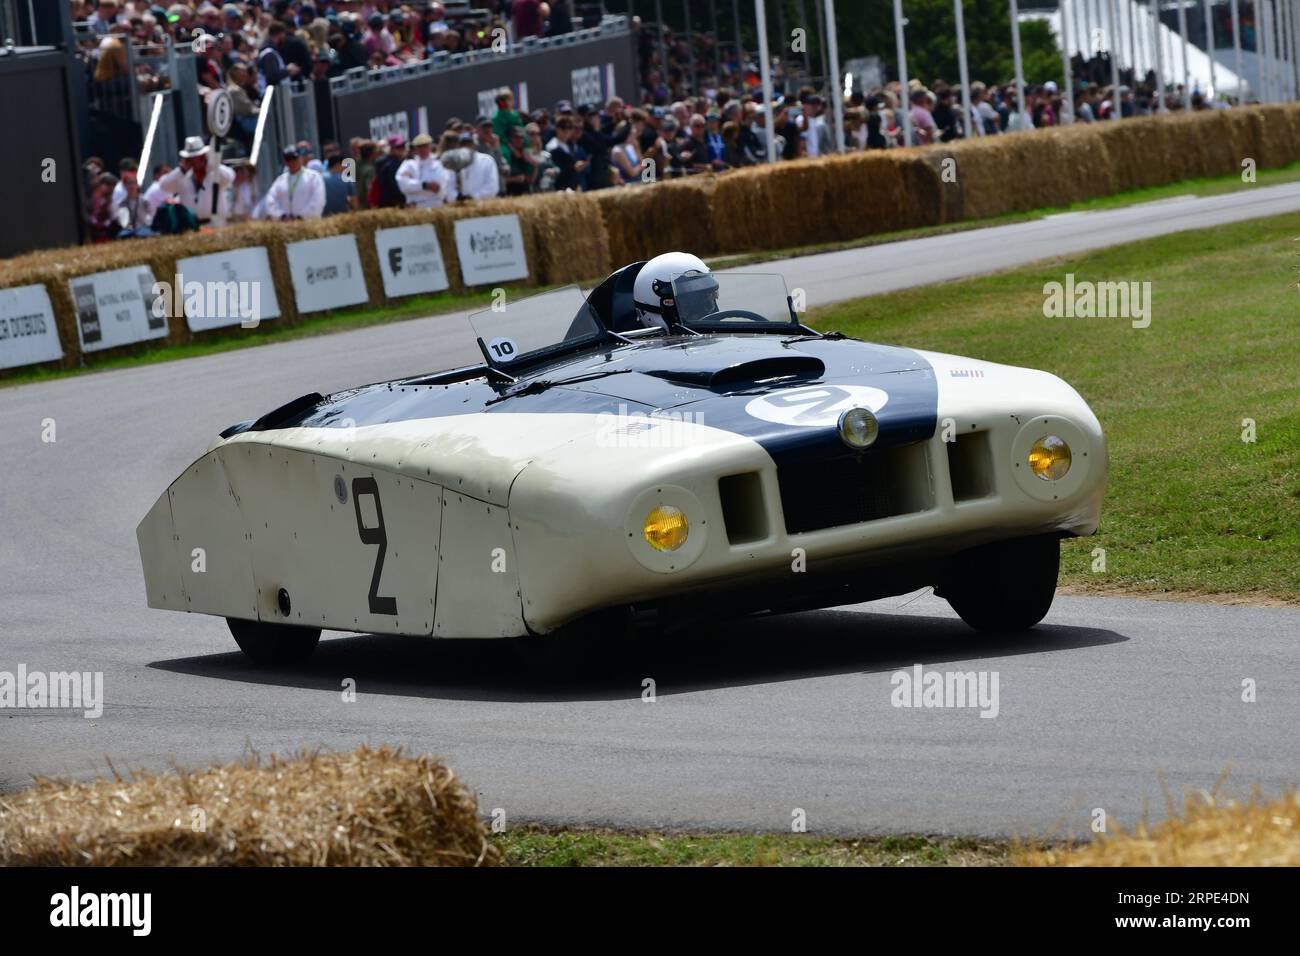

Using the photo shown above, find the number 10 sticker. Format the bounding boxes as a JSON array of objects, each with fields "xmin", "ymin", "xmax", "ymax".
[{"xmin": 487, "ymin": 337, "xmax": 518, "ymax": 362}]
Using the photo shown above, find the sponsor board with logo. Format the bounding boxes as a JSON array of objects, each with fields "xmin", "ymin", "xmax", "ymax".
[
  {"xmin": 0, "ymin": 284, "xmax": 63, "ymax": 370},
  {"xmin": 69, "ymin": 265, "xmax": 166, "ymax": 353},
  {"xmin": 173, "ymin": 246, "xmax": 281, "ymax": 332},
  {"xmin": 374, "ymin": 225, "xmax": 450, "ymax": 298},
  {"xmin": 285, "ymin": 235, "xmax": 369, "ymax": 314},
  {"xmin": 571, "ymin": 66, "xmax": 604, "ymax": 106},
  {"xmin": 454, "ymin": 214, "xmax": 528, "ymax": 286},
  {"xmin": 329, "ymin": 31, "xmax": 636, "ymax": 145}
]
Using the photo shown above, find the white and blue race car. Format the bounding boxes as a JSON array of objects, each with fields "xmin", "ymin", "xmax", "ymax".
[{"xmin": 137, "ymin": 253, "xmax": 1107, "ymax": 666}]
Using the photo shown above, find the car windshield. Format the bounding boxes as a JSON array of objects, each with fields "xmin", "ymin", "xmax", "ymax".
[
  {"xmin": 461, "ymin": 271, "xmax": 798, "ymax": 376},
  {"xmin": 671, "ymin": 272, "xmax": 797, "ymax": 329},
  {"xmin": 468, "ymin": 285, "xmax": 604, "ymax": 369}
]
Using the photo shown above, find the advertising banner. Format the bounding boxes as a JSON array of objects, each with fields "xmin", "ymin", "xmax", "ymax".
[
  {"xmin": 285, "ymin": 235, "xmax": 368, "ymax": 314},
  {"xmin": 0, "ymin": 284, "xmax": 63, "ymax": 370},
  {"xmin": 173, "ymin": 246, "xmax": 282, "ymax": 331},
  {"xmin": 374, "ymin": 225, "xmax": 450, "ymax": 298},
  {"xmin": 70, "ymin": 266, "xmax": 166, "ymax": 353},
  {"xmin": 454, "ymin": 215, "xmax": 528, "ymax": 287}
]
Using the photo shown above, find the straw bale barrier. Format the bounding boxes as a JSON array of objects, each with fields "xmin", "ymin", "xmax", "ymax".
[
  {"xmin": 592, "ymin": 174, "xmax": 718, "ymax": 265},
  {"xmin": 0, "ymin": 189, "xmax": 608, "ymax": 373},
  {"xmin": 1025, "ymin": 789, "xmax": 1300, "ymax": 867},
  {"xmin": 0, "ymin": 746, "xmax": 499, "ymax": 866},
  {"xmin": 3, "ymin": 104, "xmax": 1298, "ymax": 378}
]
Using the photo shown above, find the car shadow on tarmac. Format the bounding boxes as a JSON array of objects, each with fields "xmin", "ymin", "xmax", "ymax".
[{"xmin": 149, "ymin": 606, "xmax": 1128, "ymax": 703}]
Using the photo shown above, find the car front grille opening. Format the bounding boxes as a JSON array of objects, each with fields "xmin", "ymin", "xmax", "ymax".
[
  {"xmin": 947, "ymin": 430, "xmax": 995, "ymax": 502},
  {"xmin": 778, "ymin": 442, "xmax": 933, "ymax": 534},
  {"xmin": 718, "ymin": 471, "xmax": 770, "ymax": 545}
]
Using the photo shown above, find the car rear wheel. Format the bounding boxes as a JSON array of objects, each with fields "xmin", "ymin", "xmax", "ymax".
[
  {"xmin": 938, "ymin": 535, "xmax": 1060, "ymax": 632},
  {"xmin": 226, "ymin": 618, "xmax": 321, "ymax": 666}
]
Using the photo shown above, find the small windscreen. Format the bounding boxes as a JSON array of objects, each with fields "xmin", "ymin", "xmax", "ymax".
[
  {"xmin": 468, "ymin": 285, "xmax": 603, "ymax": 367},
  {"xmin": 671, "ymin": 272, "xmax": 797, "ymax": 328}
]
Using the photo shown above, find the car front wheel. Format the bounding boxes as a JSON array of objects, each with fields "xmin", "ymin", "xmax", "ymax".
[
  {"xmin": 226, "ymin": 618, "xmax": 321, "ymax": 666},
  {"xmin": 937, "ymin": 534, "xmax": 1060, "ymax": 632}
]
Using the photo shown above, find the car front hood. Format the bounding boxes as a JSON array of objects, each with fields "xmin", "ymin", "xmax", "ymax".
[{"xmin": 559, "ymin": 335, "xmax": 939, "ymax": 463}]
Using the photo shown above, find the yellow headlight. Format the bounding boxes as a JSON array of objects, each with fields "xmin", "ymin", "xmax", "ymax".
[
  {"xmin": 1028, "ymin": 435, "xmax": 1072, "ymax": 481},
  {"xmin": 644, "ymin": 505, "xmax": 689, "ymax": 551}
]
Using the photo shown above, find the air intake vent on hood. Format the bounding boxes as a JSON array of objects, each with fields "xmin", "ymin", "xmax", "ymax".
[{"xmin": 646, "ymin": 355, "xmax": 825, "ymax": 391}]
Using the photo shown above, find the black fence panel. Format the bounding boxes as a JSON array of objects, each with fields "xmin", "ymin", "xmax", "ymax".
[
  {"xmin": 330, "ymin": 31, "xmax": 639, "ymax": 146},
  {"xmin": 0, "ymin": 49, "xmax": 82, "ymax": 256}
]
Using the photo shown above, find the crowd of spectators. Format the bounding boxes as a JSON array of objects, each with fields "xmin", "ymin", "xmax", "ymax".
[{"xmin": 71, "ymin": 1, "xmax": 1240, "ymax": 243}]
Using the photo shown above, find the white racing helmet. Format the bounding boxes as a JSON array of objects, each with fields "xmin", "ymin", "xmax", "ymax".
[{"xmin": 632, "ymin": 251, "xmax": 717, "ymax": 329}]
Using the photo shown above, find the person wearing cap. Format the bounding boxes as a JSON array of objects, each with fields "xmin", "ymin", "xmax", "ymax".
[
  {"xmin": 457, "ymin": 130, "xmax": 502, "ymax": 200},
  {"xmin": 371, "ymin": 136, "xmax": 408, "ymax": 207},
  {"xmin": 156, "ymin": 135, "xmax": 237, "ymax": 228},
  {"xmin": 472, "ymin": 117, "xmax": 509, "ymax": 182},
  {"xmin": 222, "ymin": 4, "xmax": 244, "ymax": 31},
  {"xmin": 265, "ymin": 145, "xmax": 326, "ymax": 220},
  {"xmin": 363, "ymin": 12, "xmax": 394, "ymax": 58},
  {"xmin": 500, "ymin": 125, "xmax": 538, "ymax": 196},
  {"xmin": 396, "ymin": 133, "xmax": 454, "ymax": 208}
]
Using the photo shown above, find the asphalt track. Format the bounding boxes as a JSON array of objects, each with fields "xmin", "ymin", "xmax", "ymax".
[{"xmin": 2, "ymin": 184, "xmax": 1297, "ymax": 835}]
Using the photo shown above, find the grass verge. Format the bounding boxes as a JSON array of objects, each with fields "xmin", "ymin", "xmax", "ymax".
[
  {"xmin": 493, "ymin": 829, "xmax": 1010, "ymax": 866},
  {"xmin": 812, "ymin": 212, "xmax": 1300, "ymax": 603}
]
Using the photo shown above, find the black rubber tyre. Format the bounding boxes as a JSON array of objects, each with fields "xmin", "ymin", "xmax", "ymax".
[
  {"xmin": 938, "ymin": 534, "xmax": 1060, "ymax": 632},
  {"xmin": 226, "ymin": 618, "xmax": 322, "ymax": 666}
]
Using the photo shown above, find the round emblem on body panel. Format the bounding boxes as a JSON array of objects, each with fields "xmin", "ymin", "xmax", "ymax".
[
  {"xmin": 333, "ymin": 474, "xmax": 348, "ymax": 504},
  {"xmin": 745, "ymin": 384, "xmax": 889, "ymax": 427}
]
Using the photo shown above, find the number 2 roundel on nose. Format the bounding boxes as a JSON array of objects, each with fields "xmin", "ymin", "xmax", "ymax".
[{"xmin": 744, "ymin": 385, "xmax": 889, "ymax": 427}]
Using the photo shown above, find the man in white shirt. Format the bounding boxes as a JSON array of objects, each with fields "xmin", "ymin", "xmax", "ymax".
[
  {"xmin": 156, "ymin": 136, "xmax": 237, "ymax": 228},
  {"xmin": 396, "ymin": 133, "xmax": 454, "ymax": 208},
  {"xmin": 803, "ymin": 96, "xmax": 830, "ymax": 157},
  {"xmin": 457, "ymin": 131, "xmax": 501, "ymax": 200},
  {"xmin": 265, "ymin": 146, "xmax": 326, "ymax": 220}
]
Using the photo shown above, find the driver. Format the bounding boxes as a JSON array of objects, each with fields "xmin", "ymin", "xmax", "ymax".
[{"xmin": 632, "ymin": 251, "xmax": 720, "ymax": 330}]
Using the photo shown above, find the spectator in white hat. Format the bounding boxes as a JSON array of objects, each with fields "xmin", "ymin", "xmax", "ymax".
[
  {"xmin": 265, "ymin": 146, "xmax": 326, "ymax": 220},
  {"xmin": 396, "ymin": 133, "xmax": 454, "ymax": 208},
  {"xmin": 156, "ymin": 136, "xmax": 237, "ymax": 228}
]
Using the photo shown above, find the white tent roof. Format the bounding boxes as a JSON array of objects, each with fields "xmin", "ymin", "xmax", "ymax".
[{"xmin": 1026, "ymin": 0, "xmax": 1249, "ymax": 99}]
